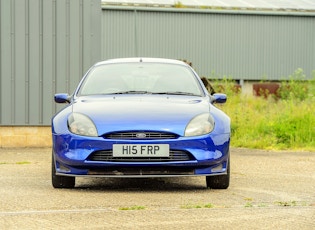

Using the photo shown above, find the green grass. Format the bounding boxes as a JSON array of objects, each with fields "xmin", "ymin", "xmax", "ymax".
[{"xmin": 211, "ymin": 74, "xmax": 315, "ymax": 151}]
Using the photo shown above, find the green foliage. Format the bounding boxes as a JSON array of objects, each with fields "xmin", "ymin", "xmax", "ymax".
[
  {"xmin": 209, "ymin": 71, "xmax": 315, "ymax": 151},
  {"xmin": 278, "ymin": 68, "xmax": 311, "ymax": 100},
  {"xmin": 272, "ymin": 102, "xmax": 314, "ymax": 147},
  {"xmin": 210, "ymin": 77, "xmax": 241, "ymax": 96}
]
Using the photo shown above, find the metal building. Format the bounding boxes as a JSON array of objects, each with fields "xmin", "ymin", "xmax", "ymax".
[
  {"xmin": 0, "ymin": 0, "xmax": 314, "ymax": 126},
  {"xmin": 101, "ymin": 4, "xmax": 315, "ymax": 80},
  {"xmin": 0, "ymin": 0, "xmax": 101, "ymax": 125}
]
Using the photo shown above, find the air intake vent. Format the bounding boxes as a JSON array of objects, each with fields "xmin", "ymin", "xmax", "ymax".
[{"xmin": 104, "ymin": 132, "xmax": 177, "ymax": 140}]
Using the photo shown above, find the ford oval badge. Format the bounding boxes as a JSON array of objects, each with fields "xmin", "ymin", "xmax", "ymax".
[{"xmin": 136, "ymin": 133, "xmax": 146, "ymax": 138}]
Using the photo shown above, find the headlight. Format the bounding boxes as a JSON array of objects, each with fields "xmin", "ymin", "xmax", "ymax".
[
  {"xmin": 185, "ymin": 113, "xmax": 215, "ymax": 136},
  {"xmin": 68, "ymin": 113, "xmax": 98, "ymax": 137}
]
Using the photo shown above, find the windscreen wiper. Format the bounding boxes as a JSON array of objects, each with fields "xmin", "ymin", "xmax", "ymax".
[
  {"xmin": 153, "ymin": 92, "xmax": 200, "ymax": 96},
  {"xmin": 111, "ymin": 91, "xmax": 151, "ymax": 95}
]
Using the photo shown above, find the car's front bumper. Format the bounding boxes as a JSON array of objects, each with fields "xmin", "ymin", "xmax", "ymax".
[{"xmin": 52, "ymin": 133, "xmax": 230, "ymax": 178}]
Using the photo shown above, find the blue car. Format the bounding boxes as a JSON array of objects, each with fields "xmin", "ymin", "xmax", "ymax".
[{"xmin": 52, "ymin": 58, "xmax": 231, "ymax": 189}]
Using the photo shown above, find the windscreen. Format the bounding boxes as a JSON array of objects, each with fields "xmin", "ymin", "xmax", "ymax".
[{"xmin": 78, "ymin": 63, "xmax": 203, "ymax": 96}]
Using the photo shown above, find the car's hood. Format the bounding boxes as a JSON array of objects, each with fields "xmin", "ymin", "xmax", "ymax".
[{"xmin": 72, "ymin": 95, "xmax": 211, "ymax": 136}]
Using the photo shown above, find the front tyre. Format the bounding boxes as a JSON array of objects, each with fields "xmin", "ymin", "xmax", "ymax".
[
  {"xmin": 52, "ymin": 153, "xmax": 75, "ymax": 189},
  {"xmin": 206, "ymin": 156, "xmax": 230, "ymax": 189}
]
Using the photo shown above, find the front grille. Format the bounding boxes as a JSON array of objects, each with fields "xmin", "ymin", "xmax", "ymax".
[
  {"xmin": 87, "ymin": 150, "xmax": 194, "ymax": 162},
  {"xmin": 104, "ymin": 132, "xmax": 177, "ymax": 140}
]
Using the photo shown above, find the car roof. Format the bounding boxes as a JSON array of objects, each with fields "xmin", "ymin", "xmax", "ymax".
[{"xmin": 94, "ymin": 57, "xmax": 188, "ymax": 66}]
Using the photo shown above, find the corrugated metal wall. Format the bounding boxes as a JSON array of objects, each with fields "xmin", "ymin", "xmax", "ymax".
[
  {"xmin": 0, "ymin": 0, "xmax": 101, "ymax": 126},
  {"xmin": 101, "ymin": 7, "xmax": 315, "ymax": 80},
  {"xmin": 1, "ymin": 4, "xmax": 314, "ymax": 126}
]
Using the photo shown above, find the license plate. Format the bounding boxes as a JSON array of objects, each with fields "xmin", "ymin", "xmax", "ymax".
[{"xmin": 113, "ymin": 144, "xmax": 169, "ymax": 157}]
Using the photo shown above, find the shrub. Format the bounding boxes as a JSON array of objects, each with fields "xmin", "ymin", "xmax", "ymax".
[
  {"xmin": 208, "ymin": 77, "xmax": 241, "ymax": 96},
  {"xmin": 278, "ymin": 68, "xmax": 311, "ymax": 101}
]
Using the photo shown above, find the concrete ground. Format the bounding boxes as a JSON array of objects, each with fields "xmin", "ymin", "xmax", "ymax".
[{"xmin": 0, "ymin": 147, "xmax": 314, "ymax": 229}]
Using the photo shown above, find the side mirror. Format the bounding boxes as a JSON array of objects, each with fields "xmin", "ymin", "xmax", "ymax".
[
  {"xmin": 54, "ymin": 93, "xmax": 70, "ymax": 103},
  {"xmin": 212, "ymin": 93, "xmax": 227, "ymax": 104}
]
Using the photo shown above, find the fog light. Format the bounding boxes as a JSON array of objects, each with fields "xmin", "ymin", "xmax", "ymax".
[
  {"xmin": 211, "ymin": 164, "xmax": 223, "ymax": 173},
  {"xmin": 58, "ymin": 163, "xmax": 71, "ymax": 173}
]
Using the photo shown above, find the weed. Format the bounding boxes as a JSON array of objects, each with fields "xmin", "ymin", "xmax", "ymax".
[
  {"xmin": 181, "ymin": 203, "xmax": 214, "ymax": 209},
  {"xmin": 16, "ymin": 161, "xmax": 31, "ymax": 165},
  {"xmin": 258, "ymin": 203, "xmax": 268, "ymax": 208},
  {"xmin": 174, "ymin": 1, "xmax": 185, "ymax": 8},
  {"xmin": 0, "ymin": 161, "xmax": 31, "ymax": 165},
  {"xmin": 118, "ymin": 206, "xmax": 145, "ymax": 211},
  {"xmin": 278, "ymin": 69, "xmax": 310, "ymax": 101},
  {"xmin": 275, "ymin": 201, "xmax": 297, "ymax": 207},
  {"xmin": 204, "ymin": 203, "xmax": 214, "ymax": 208},
  {"xmin": 210, "ymin": 77, "xmax": 240, "ymax": 96},
  {"xmin": 245, "ymin": 202, "xmax": 253, "ymax": 208},
  {"xmin": 180, "ymin": 204, "xmax": 196, "ymax": 209}
]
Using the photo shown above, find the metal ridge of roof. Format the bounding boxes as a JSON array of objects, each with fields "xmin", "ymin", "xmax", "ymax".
[{"xmin": 101, "ymin": 0, "xmax": 315, "ymax": 12}]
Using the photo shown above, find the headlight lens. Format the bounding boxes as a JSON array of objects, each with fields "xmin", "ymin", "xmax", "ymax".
[
  {"xmin": 185, "ymin": 113, "xmax": 215, "ymax": 136},
  {"xmin": 68, "ymin": 113, "xmax": 98, "ymax": 136}
]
